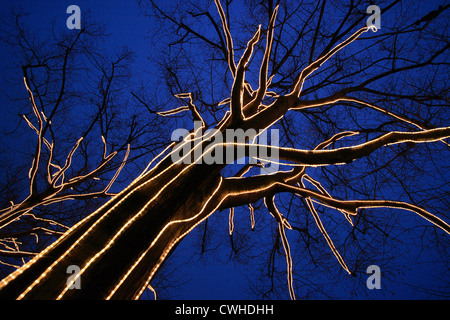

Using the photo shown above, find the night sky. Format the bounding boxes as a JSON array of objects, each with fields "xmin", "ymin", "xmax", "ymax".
[{"xmin": 0, "ymin": 0, "xmax": 448, "ymax": 300}]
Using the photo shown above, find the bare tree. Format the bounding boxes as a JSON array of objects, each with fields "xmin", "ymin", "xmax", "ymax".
[
  {"xmin": 0, "ymin": 10, "xmax": 167, "ymax": 271},
  {"xmin": 0, "ymin": 0, "xmax": 449, "ymax": 299}
]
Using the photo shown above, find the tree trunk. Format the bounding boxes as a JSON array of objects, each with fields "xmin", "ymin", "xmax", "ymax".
[{"xmin": 0, "ymin": 160, "xmax": 223, "ymax": 299}]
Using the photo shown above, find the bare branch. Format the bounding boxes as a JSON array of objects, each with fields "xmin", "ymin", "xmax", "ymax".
[
  {"xmin": 23, "ymin": 76, "xmax": 43, "ymax": 197},
  {"xmin": 295, "ymin": 96, "xmax": 450, "ymax": 146},
  {"xmin": 214, "ymin": 0, "xmax": 236, "ymax": 76},
  {"xmin": 0, "ymin": 249, "xmax": 36, "ymax": 258},
  {"xmin": 289, "ymin": 26, "xmax": 377, "ymax": 97},
  {"xmin": 157, "ymin": 106, "xmax": 190, "ymax": 117},
  {"xmin": 230, "ymin": 25, "xmax": 261, "ymax": 123},
  {"xmin": 243, "ymin": 5, "xmax": 279, "ymax": 116},
  {"xmin": 51, "ymin": 137, "xmax": 84, "ymax": 188},
  {"xmin": 298, "ymin": 178, "xmax": 351, "ymax": 274},
  {"xmin": 103, "ymin": 144, "xmax": 131, "ymax": 194},
  {"xmin": 264, "ymin": 196, "xmax": 295, "ymax": 300},
  {"xmin": 173, "ymin": 93, "xmax": 205, "ymax": 127},
  {"xmin": 228, "ymin": 207, "xmax": 234, "ymax": 235},
  {"xmin": 228, "ymin": 127, "xmax": 450, "ymax": 166},
  {"xmin": 277, "ymin": 183, "xmax": 450, "ymax": 235}
]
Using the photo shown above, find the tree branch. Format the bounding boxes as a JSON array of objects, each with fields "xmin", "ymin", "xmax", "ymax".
[
  {"xmin": 230, "ymin": 25, "xmax": 261, "ymax": 123},
  {"xmin": 228, "ymin": 127, "xmax": 450, "ymax": 166},
  {"xmin": 214, "ymin": 0, "xmax": 237, "ymax": 76},
  {"xmin": 264, "ymin": 195, "xmax": 295, "ymax": 300}
]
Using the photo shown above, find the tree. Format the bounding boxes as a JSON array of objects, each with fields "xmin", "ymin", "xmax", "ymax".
[
  {"xmin": 0, "ymin": 0, "xmax": 449, "ymax": 299},
  {"xmin": 0, "ymin": 6, "xmax": 168, "ymax": 286}
]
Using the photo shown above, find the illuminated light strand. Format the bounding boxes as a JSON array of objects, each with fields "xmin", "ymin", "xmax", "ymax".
[
  {"xmin": 249, "ymin": 204, "xmax": 255, "ymax": 230},
  {"xmin": 264, "ymin": 196, "xmax": 295, "ymax": 300},
  {"xmin": 214, "ymin": 0, "xmax": 236, "ymax": 76},
  {"xmin": 174, "ymin": 93, "xmax": 205, "ymax": 128},
  {"xmin": 51, "ymin": 137, "xmax": 84, "ymax": 188},
  {"xmin": 230, "ymin": 24, "xmax": 261, "ymax": 122},
  {"xmin": 296, "ymin": 96, "xmax": 450, "ymax": 147},
  {"xmin": 354, "ymin": 201, "xmax": 450, "ymax": 234},
  {"xmin": 157, "ymin": 105, "xmax": 189, "ymax": 116},
  {"xmin": 0, "ymin": 207, "xmax": 98, "ymax": 291},
  {"xmin": 23, "ymin": 76, "xmax": 43, "ymax": 197},
  {"xmin": 276, "ymin": 182, "xmax": 450, "ymax": 234},
  {"xmin": 233, "ymin": 163, "xmax": 253, "ymax": 178},
  {"xmin": 22, "ymin": 213, "xmax": 69, "ymax": 230},
  {"xmin": 14, "ymin": 139, "xmax": 192, "ymax": 297},
  {"xmin": 344, "ymin": 98, "xmax": 450, "ymax": 147},
  {"xmin": 65, "ymin": 148, "xmax": 118, "ymax": 185},
  {"xmin": 265, "ymin": 199, "xmax": 293, "ymax": 230},
  {"xmin": 46, "ymin": 141, "xmax": 56, "ymax": 184},
  {"xmin": 4, "ymin": 0, "xmax": 444, "ymax": 300},
  {"xmin": 0, "ymin": 131, "xmax": 125, "ymax": 232},
  {"xmin": 21, "ymin": 114, "xmax": 52, "ymax": 151},
  {"xmin": 23, "ymin": 73, "xmax": 114, "ymax": 198},
  {"xmin": 169, "ymin": 123, "xmax": 298, "ymax": 168},
  {"xmin": 0, "ymin": 150, "xmax": 125, "ymax": 234},
  {"xmin": 289, "ymin": 25, "xmax": 376, "ymax": 98},
  {"xmin": 0, "ymin": 175, "xmax": 135, "ymax": 291},
  {"xmin": 0, "ymin": 204, "xmax": 14, "ymax": 215},
  {"xmin": 172, "ymin": 126, "xmax": 445, "ymax": 171},
  {"xmin": 101, "ymin": 135, "xmax": 108, "ymax": 160},
  {"xmin": 218, "ymin": 97, "xmax": 231, "ymax": 106},
  {"xmin": 276, "ymin": 213, "xmax": 295, "ymax": 300},
  {"xmin": 314, "ymin": 131, "xmax": 360, "ymax": 150},
  {"xmin": 60, "ymin": 130, "xmax": 230, "ymax": 299},
  {"xmin": 103, "ymin": 144, "xmax": 131, "ymax": 193},
  {"xmin": 0, "ymin": 240, "xmax": 17, "ymax": 252},
  {"xmin": 6, "ymin": 76, "xmax": 132, "ymax": 233},
  {"xmin": 361, "ymin": 200, "xmax": 450, "ymax": 232},
  {"xmin": 16, "ymin": 214, "xmax": 106, "ymax": 299},
  {"xmin": 0, "ymin": 259, "xmax": 21, "ymax": 269},
  {"xmin": 148, "ymin": 284, "xmax": 157, "ymax": 300},
  {"xmin": 59, "ymin": 124, "xmax": 450, "ymax": 298},
  {"xmin": 2, "ymin": 9, "xmax": 374, "ymax": 230},
  {"xmin": 352, "ymin": 98, "xmax": 446, "ymax": 136},
  {"xmin": 0, "ymin": 131, "xmax": 172, "ymax": 225},
  {"xmin": 232, "ymin": 164, "xmax": 259, "ymax": 230},
  {"xmin": 168, "ymin": 119, "xmax": 212, "ymax": 163},
  {"xmin": 5, "ymin": 151, "xmax": 156, "ymax": 296},
  {"xmin": 134, "ymin": 199, "xmax": 228, "ymax": 299},
  {"xmin": 17, "ymin": 119, "xmax": 212, "ymax": 298},
  {"xmin": 229, "ymin": 207, "xmax": 234, "ymax": 235},
  {"xmin": 214, "ymin": 0, "xmax": 279, "ymax": 123},
  {"xmin": 6, "ymin": 77, "xmax": 133, "ymax": 296},
  {"xmin": 132, "ymin": 178, "xmax": 287, "ymax": 300},
  {"xmin": 302, "ymin": 175, "xmax": 353, "ymax": 225},
  {"xmin": 6, "ymin": 21, "xmax": 446, "ymax": 296},
  {"xmin": 223, "ymin": 178, "xmax": 448, "ymax": 299},
  {"xmin": 299, "ymin": 179, "xmax": 351, "ymax": 274},
  {"xmin": 213, "ymin": 0, "xmax": 280, "ymax": 124},
  {"xmin": 58, "ymin": 129, "xmax": 223, "ymax": 296},
  {"xmin": 13, "ymin": 239, "xmax": 26, "ymax": 265},
  {"xmin": 0, "ymin": 249, "xmax": 36, "ymax": 258},
  {"xmin": 251, "ymin": 156, "xmax": 305, "ymax": 167},
  {"xmin": 207, "ymin": 127, "xmax": 450, "ymax": 167},
  {"xmin": 139, "ymin": 142, "xmax": 176, "ymax": 178},
  {"xmin": 106, "ymin": 177, "xmax": 223, "ymax": 299},
  {"xmin": 57, "ymin": 160, "xmax": 208, "ymax": 299},
  {"xmin": 132, "ymin": 172, "xmax": 450, "ymax": 300},
  {"xmin": 242, "ymin": 5, "xmax": 279, "ymax": 115},
  {"xmin": 131, "ymin": 168, "xmax": 313, "ymax": 300}
]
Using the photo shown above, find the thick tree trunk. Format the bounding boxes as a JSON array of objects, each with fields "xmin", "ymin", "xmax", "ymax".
[{"xmin": 0, "ymin": 161, "xmax": 223, "ymax": 299}]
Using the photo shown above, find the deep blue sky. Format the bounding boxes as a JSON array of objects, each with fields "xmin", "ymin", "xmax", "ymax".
[{"xmin": 0, "ymin": 0, "xmax": 448, "ymax": 300}]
